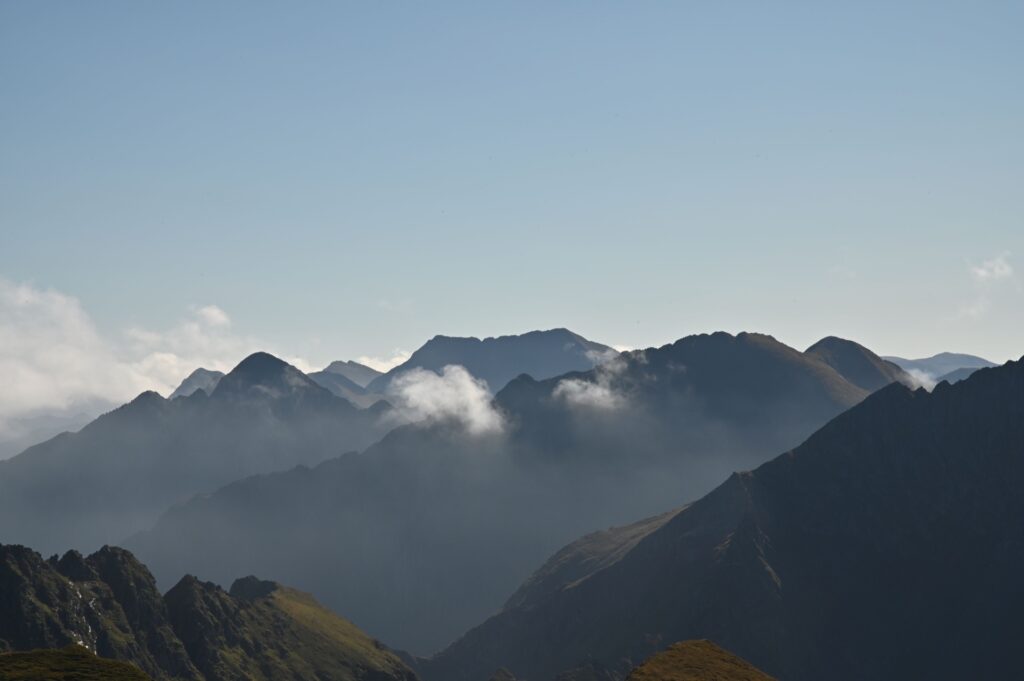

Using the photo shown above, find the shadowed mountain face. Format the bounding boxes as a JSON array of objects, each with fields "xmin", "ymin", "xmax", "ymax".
[
  {"xmin": 0, "ymin": 353, "xmax": 390, "ymax": 556},
  {"xmin": 367, "ymin": 329, "xmax": 616, "ymax": 394},
  {"xmin": 0, "ymin": 544, "xmax": 418, "ymax": 681},
  {"xmin": 422, "ymin": 357, "xmax": 1024, "ymax": 681},
  {"xmin": 128, "ymin": 333, "xmax": 898, "ymax": 655},
  {"xmin": 169, "ymin": 369, "xmax": 224, "ymax": 399}
]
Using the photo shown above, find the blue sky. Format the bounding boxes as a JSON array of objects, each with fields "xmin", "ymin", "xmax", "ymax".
[{"xmin": 1, "ymin": 1, "xmax": 1022, "ymax": 405}]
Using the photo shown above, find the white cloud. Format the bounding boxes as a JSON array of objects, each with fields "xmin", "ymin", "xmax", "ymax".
[
  {"xmin": 970, "ymin": 253, "xmax": 1013, "ymax": 282},
  {"xmin": 553, "ymin": 354, "xmax": 630, "ymax": 410},
  {"xmin": 553, "ymin": 378, "xmax": 625, "ymax": 410},
  {"xmin": 903, "ymin": 369, "xmax": 938, "ymax": 392},
  {"xmin": 0, "ymin": 278, "xmax": 310, "ymax": 443},
  {"xmin": 357, "ymin": 350, "xmax": 412, "ymax": 372},
  {"xmin": 386, "ymin": 365, "xmax": 504, "ymax": 435},
  {"xmin": 194, "ymin": 304, "xmax": 231, "ymax": 328}
]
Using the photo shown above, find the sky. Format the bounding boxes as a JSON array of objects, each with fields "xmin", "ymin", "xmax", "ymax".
[{"xmin": 1, "ymin": 2, "xmax": 1022, "ymax": 421}]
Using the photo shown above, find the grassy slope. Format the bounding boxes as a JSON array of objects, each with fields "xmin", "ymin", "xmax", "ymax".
[
  {"xmin": 0, "ymin": 645, "xmax": 151, "ymax": 680},
  {"xmin": 627, "ymin": 641, "xmax": 775, "ymax": 681},
  {"xmin": 194, "ymin": 584, "xmax": 414, "ymax": 681}
]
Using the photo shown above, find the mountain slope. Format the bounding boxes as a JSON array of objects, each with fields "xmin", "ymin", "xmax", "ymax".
[
  {"xmin": 169, "ymin": 369, "xmax": 224, "ymax": 399},
  {"xmin": 368, "ymin": 328, "xmax": 615, "ymax": 393},
  {"xmin": 130, "ymin": 332, "xmax": 884, "ymax": 655},
  {"xmin": 0, "ymin": 646, "xmax": 152, "ymax": 680},
  {"xmin": 0, "ymin": 544, "xmax": 417, "ymax": 681},
  {"xmin": 0, "ymin": 352, "xmax": 389, "ymax": 555},
  {"xmin": 423, "ymin": 355, "xmax": 1024, "ymax": 681},
  {"xmin": 804, "ymin": 336, "xmax": 908, "ymax": 392},
  {"xmin": 164, "ymin": 576, "xmax": 417, "ymax": 681},
  {"xmin": 627, "ymin": 641, "xmax": 775, "ymax": 681}
]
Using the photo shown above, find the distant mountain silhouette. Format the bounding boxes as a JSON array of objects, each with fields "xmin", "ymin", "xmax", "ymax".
[
  {"xmin": 0, "ymin": 543, "xmax": 418, "ymax": 681},
  {"xmin": 804, "ymin": 336, "xmax": 909, "ymax": 392},
  {"xmin": 321, "ymin": 360, "xmax": 383, "ymax": 388},
  {"xmin": 367, "ymin": 329, "xmax": 616, "ymax": 393},
  {"xmin": 169, "ymin": 368, "xmax": 224, "ymax": 399},
  {"xmin": 0, "ymin": 398, "xmax": 114, "ymax": 461},
  {"xmin": 423, "ymin": 355, "xmax": 1024, "ymax": 681},
  {"xmin": 0, "ymin": 352, "xmax": 390, "ymax": 555},
  {"xmin": 309, "ymin": 368, "xmax": 388, "ymax": 408},
  {"xmin": 884, "ymin": 351, "xmax": 996, "ymax": 379},
  {"xmin": 936, "ymin": 366, "xmax": 980, "ymax": 383},
  {"xmin": 129, "ymin": 332, "xmax": 899, "ymax": 655}
]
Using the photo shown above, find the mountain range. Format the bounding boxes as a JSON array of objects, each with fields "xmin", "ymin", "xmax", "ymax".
[
  {"xmin": 0, "ymin": 353, "xmax": 390, "ymax": 555},
  {"xmin": 421, "ymin": 358, "xmax": 1024, "ymax": 681},
  {"xmin": 0, "ymin": 543, "xmax": 417, "ymax": 681},
  {"xmin": 884, "ymin": 351, "xmax": 996, "ymax": 383},
  {"xmin": 367, "ymin": 329, "xmax": 616, "ymax": 394},
  {"xmin": 127, "ymin": 332, "xmax": 908, "ymax": 654}
]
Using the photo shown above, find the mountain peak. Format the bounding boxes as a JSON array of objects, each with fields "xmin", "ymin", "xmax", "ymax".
[
  {"xmin": 169, "ymin": 368, "xmax": 225, "ymax": 399},
  {"xmin": 230, "ymin": 351, "xmax": 290, "ymax": 377},
  {"xmin": 369, "ymin": 328, "xmax": 615, "ymax": 393},
  {"xmin": 321, "ymin": 360, "xmax": 382, "ymax": 388},
  {"xmin": 229, "ymin": 575, "xmax": 280, "ymax": 600},
  {"xmin": 212, "ymin": 352, "xmax": 325, "ymax": 400},
  {"xmin": 805, "ymin": 335, "xmax": 907, "ymax": 392}
]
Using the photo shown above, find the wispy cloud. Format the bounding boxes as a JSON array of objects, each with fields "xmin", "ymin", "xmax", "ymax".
[
  {"xmin": 959, "ymin": 252, "xmax": 1019, "ymax": 319},
  {"xmin": 970, "ymin": 252, "xmax": 1013, "ymax": 282},
  {"xmin": 553, "ymin": 354, "xmax": 631, "ymax": 410}
]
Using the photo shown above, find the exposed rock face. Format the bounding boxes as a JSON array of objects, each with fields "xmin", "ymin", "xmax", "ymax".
[
  {"xmin": 0, "ymin": 544, "xmax": 200, "ymax": 680},
  {"xmin": 0, "ymin": 544, "xmax": 419, "ymax": 681}
]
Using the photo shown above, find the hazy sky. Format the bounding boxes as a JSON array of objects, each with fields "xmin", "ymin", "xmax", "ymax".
[{"xmin": 2, "ymin": 2, "xmax": 1022, "ymax": 412}]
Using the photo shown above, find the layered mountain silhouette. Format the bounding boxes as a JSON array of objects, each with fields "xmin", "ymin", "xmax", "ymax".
[
  {"xmin": 308, "ymin": 368, "xmax": 387, "ymax": 408},
  {"xmin": 422, "ymin": 355, "xmax": 1024, "ymax": 681},
  {"xmin": 128, "ymin": 332, "xmax": 903, "ymax": 654},
  {"xmin": 0, "ymin": 543, "xmax": 417, "ymax": 681},
  {"xmin": 320, "ymin": 360, "xmax": 383, "ymax": 388},
  {"xmin": 936, "ymin": 366, "xmax": 980, "ymax": 383},
  {"xmin": 884, "ymin": 351, "xmax": 996, "ymax": 381},
  {"xmin": 0, "ymin": 352, "xmax": 390, "ymax": 555},
  {"xmin": 367, "ymin": 329, "xmax": 616, "ymax": 393},
  {"xmin": 168, "ymin": 368, "xmax": 225, "ymax": 399}
]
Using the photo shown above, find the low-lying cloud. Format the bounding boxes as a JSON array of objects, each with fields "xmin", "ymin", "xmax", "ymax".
[
  {"xmin": 387, "ymin": 365, "xmax": 504, "ymax": 435},
  {"xmin": 553, "ymin": 354, "xmax": 631, "ymax": 410}
]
